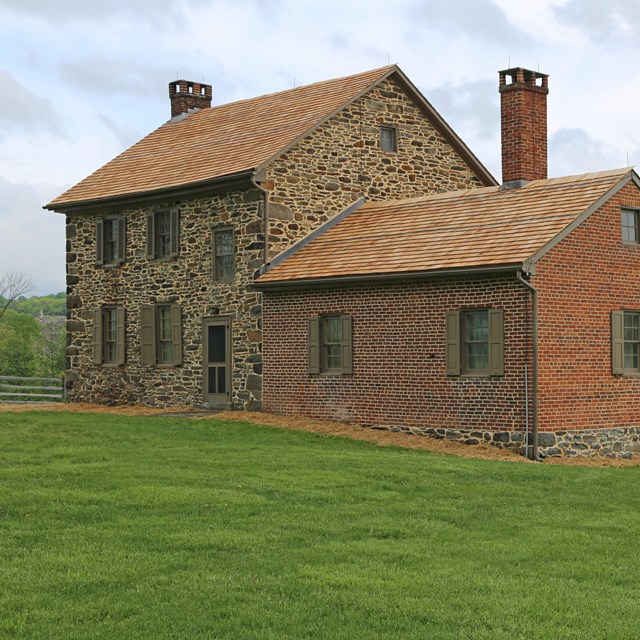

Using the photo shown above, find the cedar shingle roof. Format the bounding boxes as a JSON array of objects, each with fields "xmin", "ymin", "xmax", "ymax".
[
  {"xmin": 46, "ymin": 65, "xmax": 494, "ymax": 210},
  {"xmin": 256, "ymin": 168, "xmax": 635, "ymax": 285}
]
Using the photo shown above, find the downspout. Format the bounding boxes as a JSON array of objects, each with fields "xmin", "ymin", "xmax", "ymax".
[
  {"xmin": 516, "ymin": 270, "xmax": 540, "ymax": 460},
  {"xmin": 250, "ymin": 173, "xmax": 269, "ymax": 268}
]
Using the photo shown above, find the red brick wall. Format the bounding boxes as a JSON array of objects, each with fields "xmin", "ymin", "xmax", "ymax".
[
  {"xmin": 263, "ymin": 274, "xmax": 531, "ymax": 431},
  {"xmin": 535, "ymin": 180, "xmax": 640, "ymax": 431}
]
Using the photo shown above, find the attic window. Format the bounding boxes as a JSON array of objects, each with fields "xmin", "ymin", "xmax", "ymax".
[
  {"xmin": 621, "ymin": 208, "xmax": 640, "ymax": 244},
  {"xmin": 380, "ymin": 126, "xmax": 397, "ymax": 153}
]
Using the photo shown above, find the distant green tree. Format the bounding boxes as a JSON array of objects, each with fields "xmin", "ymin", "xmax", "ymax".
[
  {"xmin": 0, "ymin": 310, "xmax": 42, "ymax": 377},
  {"xmin": 38, "ymin": 319, "xmax": 66, "ymax": 377},
  {"xmin": 4, "ymin": 291, "xmax": 66, "ymax": 318},
  {"xmin": 0, "ymin": 272, "xmax": 35, "ymax": 323}
]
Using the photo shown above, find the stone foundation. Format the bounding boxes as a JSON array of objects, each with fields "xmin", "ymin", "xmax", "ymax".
[{"xmin": 366, "ymin": 424, "xmax": 640, "ymax": 459}]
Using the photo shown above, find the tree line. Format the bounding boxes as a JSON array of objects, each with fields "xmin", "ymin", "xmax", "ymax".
[{"xmin": 0, "ymin": 273, "xmax": 66, "ymax": 379}]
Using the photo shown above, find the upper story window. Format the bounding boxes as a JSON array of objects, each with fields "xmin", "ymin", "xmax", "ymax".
[
  {"xmin": 621, "ymin": 208, "xmax": 640, "ymax": 244},
  {"xmin": 212, "ymin": 227, "xmax": 235, "ymax": 282},
  {"xmin": 147, "ymin": 208, "xmax": 179, "ymax": 259},
  {"xmin": 308, "ymin": 315, "xmax": 353, "ymax": 375},
  {"xmin": 380, "ymin": 126, "xmax": 398, "ymax": 153},
  {"xmin": 96, "ymin": 216, "xmax": 126, "ymax": 266},
  {"xmin": 446, "ymin": 309, "xmax": 504, "ymax": 376},
  {"xmin": 93, "ymin": 305, "xmax": 125, "ymax": 365}
]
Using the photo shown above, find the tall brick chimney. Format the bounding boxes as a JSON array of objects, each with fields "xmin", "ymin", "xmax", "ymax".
[
  {"xmin": 169, "ymin": 80, "xmax": 212, "ymax": 118},
  {"xmin": 499, "ymin": 68, "xmax": 549, "ymax": 186}
]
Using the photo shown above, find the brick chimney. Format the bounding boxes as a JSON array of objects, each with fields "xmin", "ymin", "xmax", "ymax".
[
  {"xmin": 169, "ymin": 80, "xmax": 212, "ymax": 118},
  {"xmin": 499, "ymin": 68, "xmax": 549, "ymax": 186}
]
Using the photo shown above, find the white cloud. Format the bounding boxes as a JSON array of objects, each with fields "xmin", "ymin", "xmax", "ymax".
[
  {"xmin": 0, "ymin": 70, "xmax": 63, "ymax": 137},
  {"xmin": 0, "ymin": 179, "xmax": 65, "ymax": 296}
]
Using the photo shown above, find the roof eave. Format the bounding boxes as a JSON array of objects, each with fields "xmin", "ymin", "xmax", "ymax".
[
  {"xmin": 44, "ymin": 169, "xmax": 259, "ymax": 214},
  {"xmin": 253, "ymin": 263, "xmax": 522, "ymax": 290}
]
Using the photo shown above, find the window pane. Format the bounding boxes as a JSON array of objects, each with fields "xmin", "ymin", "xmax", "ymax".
[
  {"xmin": 380, "ymin": 127, "xmax": 396, "ymax": 152},
  {"xmin": 465, "ymin": 311, "xmax": 488, "ymax": 341},
  {"xmin": 624, "ymin": 312, "xmax": 640, "ymax": 371},
  {"xmin": 463, "ymin": 310, "xmax": 489, "ymax": 372},
  {"xmin": 158, "ymin": 306, "xmax": 173, "ymax": 363},
  {"xmin": 622, "ymin": 210, "xmax": 638, "ymax": 243},
  {"xmin": 467, "ymin": 343, "xmax": 489, "ymax": 371},
  {"xmin": 104, "ymin": 307, "xmax": 118, "ymax": 363},
  {"xmin": 215, "ymin": 230, "xmax": 234, "ymax": 279},
  {"xmin": 104, "ymin": 219, "xmax": 117, "ymax": 262},
  {"xmin": 157, "ymin": 211, "xmax": 171, "ymax": 256},
  {"xmin": 208, "ymin": 325, "xmax": 226, "ymax": 363},
  {"xmin": 321, "ymin": 317, "xmax": 342, "ymax": 371}
]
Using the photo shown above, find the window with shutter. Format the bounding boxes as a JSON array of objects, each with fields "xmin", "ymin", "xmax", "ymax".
[
  {"xmin": 308, "ymin": 315, "xmax": 353, "ymax": 375},
  {"xmin": 96, "ymin": 216, "xmax": 125, "ymax": 266},
  {"xmin": 95, "ymin": 306, "xmax": 125, "ymax": 365},
  {"xmin": 446, "ymin": 309, "xmax": 504, "ymax": 376},
  {"xmin": 140, "ymin": 303, "xmax": 182, "ymax": 366},
  {"xmin": 612, "ymin": 310, "xmax": 640, "ymax": 375},
  {"xmin": 148, "ymin": 208, "xmax": 179, "ymax": 259}
]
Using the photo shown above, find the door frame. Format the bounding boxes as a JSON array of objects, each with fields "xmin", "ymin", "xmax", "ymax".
[{"xmin": 202, "ymin": 316, "xmax": 232, "ymax": 407}]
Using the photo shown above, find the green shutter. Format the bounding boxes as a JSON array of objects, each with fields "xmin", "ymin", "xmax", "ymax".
[
  {"xmin": 116, "ymin": 217, "xmax": 126, "ymax": 264},
  {"xmin": 488, "ymin": 309, "xmax": 504, "ymax": 376},
  {"xmin": 169, "ymin": 209, "xmax": 180, "ymax": 257},
  {"xmin": 116, "ymin": 307, "xmax": 126, "ymax": 365},
  {"xmin": 93, "ymin": 308, "xmax": 103, "ymax": 364},
  {"xmin": 612, "ymin": 311, "xmax": 624, "ymax": 375},
  {"xmin": 171, "ymin": 304, "xmax": 183, "ymax": 366},
  {"xmin": 341, "ymin": 315, "xmax": 353, "ymax": 374},
  {"xmin": 95, "ymin": 219, "xmax": 104, "ymax": 265},
  {"xmin": 308, "ymin": 317, "xmax": 320, "ymax": 374},
  {"xmin": 140, "ymin": 305, "xmax": 156, "ymax": 365},
  {"xmin": 146, "ymin": 212, "xmax": 155, "ymax": 258},
  {"xmin": 445, "ymin": 311, "xmax": 460, "ymax": 376}
]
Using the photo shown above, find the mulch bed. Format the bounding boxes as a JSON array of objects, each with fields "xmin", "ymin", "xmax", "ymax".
[{"xmin": 1, "ymin": 403, "xmax": 636, "ymax": 467}]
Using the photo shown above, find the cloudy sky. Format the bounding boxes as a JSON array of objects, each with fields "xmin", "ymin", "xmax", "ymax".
[{"xmin": 1, "ymin": 0, "xmax": 639, "ymax": 295}]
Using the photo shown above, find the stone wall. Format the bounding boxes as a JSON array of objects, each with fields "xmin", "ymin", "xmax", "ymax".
[
  {"xmin": 65, "ymin": 75, "xmax": 491, "ymax": 409},
  {"xmin": 265, "ymin": 77, "xmax": 487, "ymax": 258},
  {"xmin": 362, "ymin": 424, "xmax": 639, "ymax": 459},
  {"xmin": 65, "ymin": 187, "xmax": 265, "ymax": 409}
]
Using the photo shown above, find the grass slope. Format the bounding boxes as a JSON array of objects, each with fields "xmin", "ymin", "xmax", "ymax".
[{"xmin": 1, "ymin": 411, "xmax": 639, "ymax": 639}]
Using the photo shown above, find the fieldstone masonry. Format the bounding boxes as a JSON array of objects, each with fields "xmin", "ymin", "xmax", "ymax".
[
  {"xmin": 65, "ymin": 76, "xmax": 487, "ymax": 408},
  {"xmin": 367, "ymin": 424, "xmax": 640, "ymax": 459}
]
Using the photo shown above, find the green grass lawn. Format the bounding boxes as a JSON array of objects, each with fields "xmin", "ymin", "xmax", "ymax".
[{"xmin": 1, "ymin": 411, "xmax": 639, "ymax": 639}]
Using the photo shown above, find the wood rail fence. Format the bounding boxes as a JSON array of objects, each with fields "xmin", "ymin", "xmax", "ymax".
[{"xmin": 0, "ymin": 376, "xmax": 64, "ymax": 404}]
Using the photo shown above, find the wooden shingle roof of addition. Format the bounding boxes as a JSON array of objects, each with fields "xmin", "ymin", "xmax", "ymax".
[
  {"xmin": 256, "ymin": 168, "xmax": 636, "ymax": 286},
  {"xmin": 46, "ymin": 65, "xmax": 494, "ymax": 211}
]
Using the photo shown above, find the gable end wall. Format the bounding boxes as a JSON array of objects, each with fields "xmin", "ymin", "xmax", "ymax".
[{"xmin": 535, "ymin": 181, "xmax": 640, "ymax": 450}]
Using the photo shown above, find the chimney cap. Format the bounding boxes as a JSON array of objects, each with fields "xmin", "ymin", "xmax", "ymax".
[
  {"xmin": 168, "ymin": 79, "xmax": 212, "ymax": 118},
  {"xmin": 499, "ymin": 67, "xmax": 548, "ymax": 93}
]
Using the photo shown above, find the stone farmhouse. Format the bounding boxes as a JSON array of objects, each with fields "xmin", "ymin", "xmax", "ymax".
[
  {"xmin": 256, "ymin": 68, "xmax": 640, "ymax": 459},
  {"xmin": 45, "ymin": 65, "xmax": 494, "ymax": 410}
]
